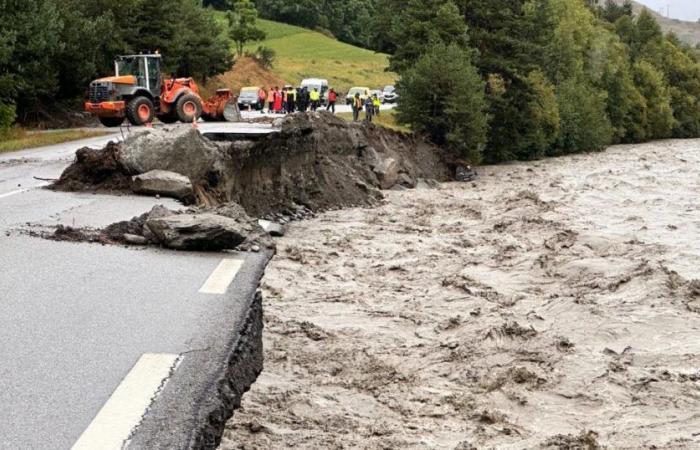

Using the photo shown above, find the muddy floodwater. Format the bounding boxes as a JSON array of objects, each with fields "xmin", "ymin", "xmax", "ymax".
[{"xmin": 221, "ymin": 139, "xmax": 700, "ymax": 449}]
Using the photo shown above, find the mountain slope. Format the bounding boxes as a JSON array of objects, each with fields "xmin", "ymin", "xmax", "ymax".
[
  {"xmin": 247, "ymin": 19, "xmax": 396, "ymax": 91},
  {"xmin": 615, "ymin": 0, "xmax": 700, "ymax": 45}
]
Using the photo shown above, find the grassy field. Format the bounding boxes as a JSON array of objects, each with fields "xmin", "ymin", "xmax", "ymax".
[
  {"xmin": 336, "ymin": 109, "xmax": 408, "ymax": 132},
  {"xmin": 0, "ymin": 129, "xmax": 110, "ymax": 154},
  {"xmin": 215, "ymin": 15, "xmax": 396, "ymax": 92}
]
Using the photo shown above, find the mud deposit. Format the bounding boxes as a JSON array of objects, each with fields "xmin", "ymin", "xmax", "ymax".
[
  {"xmin": 50, "ymin": 113, "xmax": 450, "ymax": 216},
  {"xmin": 220, "ymin": 139, "xmax": 700, "ymax": 449}
]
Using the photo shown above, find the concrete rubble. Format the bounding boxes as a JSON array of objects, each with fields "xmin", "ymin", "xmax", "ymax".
[
  {"xmin": 132, "ymin": 170, "xmax": 193, "ymax": 201},
  {"xmin": 48, "ymin": 112, "xmax": 456, "ymax": 251}
]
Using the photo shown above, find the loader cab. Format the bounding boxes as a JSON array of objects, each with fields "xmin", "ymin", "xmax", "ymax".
[{"xmin": 115, "ymin": 54, "xmax": 162, "ymax": 96}]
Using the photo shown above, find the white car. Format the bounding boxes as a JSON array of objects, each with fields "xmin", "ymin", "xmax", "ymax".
[
  {"xmin": 346, "ymin": 87, "xmax": 370, "ymax": 105},
  {"xmin": 382, "ymin": 85, "xmax": 398, "ymax": 103}
]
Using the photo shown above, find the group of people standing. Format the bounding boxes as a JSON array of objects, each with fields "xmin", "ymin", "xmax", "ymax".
[
  {"xmin": 352, "ymin": 93, "xmax": 381, "ymax": 123},
  {"xmin": 257, "ymin": 86, "xmax": 338, "ymax": 114}
]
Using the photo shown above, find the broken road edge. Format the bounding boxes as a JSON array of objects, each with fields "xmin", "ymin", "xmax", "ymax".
[{"xmin": 127, "ymin": 250, "xmax": 272, "ymax": 450}]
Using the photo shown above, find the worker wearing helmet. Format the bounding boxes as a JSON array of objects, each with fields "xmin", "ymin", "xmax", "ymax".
[{"xmin": 372, "ymin": 94, "xmax": 381, "ymax": 117}]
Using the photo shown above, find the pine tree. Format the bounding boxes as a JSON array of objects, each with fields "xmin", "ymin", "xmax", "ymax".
[{"xmin": 229, "ymin": 0, "xmax": 266, "ymax": 56}]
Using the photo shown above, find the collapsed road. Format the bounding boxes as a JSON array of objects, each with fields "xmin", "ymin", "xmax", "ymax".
[
  {"xmin": 0, "ymin": 122, "xmax": 278, "ymax": 450},
  {"xmin": 0, "ymin": 113, "xmax": 454, "ymax": 449}
]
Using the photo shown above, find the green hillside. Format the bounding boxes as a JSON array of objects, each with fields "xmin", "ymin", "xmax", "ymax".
[{"xmin": 216, "ymin": 16, "xmax": 396, "ymax": 92}]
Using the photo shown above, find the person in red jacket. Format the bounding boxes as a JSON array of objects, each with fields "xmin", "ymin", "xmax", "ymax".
[
  {"xmin": 327, "ymin": 88, "xmax": 337, "ymax": 114},
  {"xmin": 273, "ymin": 86, "xmax": 283, "ymax": 112}
]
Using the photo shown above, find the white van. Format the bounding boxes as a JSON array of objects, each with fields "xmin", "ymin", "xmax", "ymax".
[{"xmin": 300, "ymin": 78, "xmax": 329, "ymax": 104}]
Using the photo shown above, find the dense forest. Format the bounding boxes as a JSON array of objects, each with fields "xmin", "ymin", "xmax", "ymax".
[
  {"xmin": 204, "ymin": 0, "xmax": 378, "ymax": 49},
  {"xmin": 381, "ymin": 0, "xmax": 700, "ymax": 163},
  {"xmin": 0, "ymin": 0, "xmax": 230, "ymax": 129},
  {"xmin": 3, "ymin": 0, "xmax": 700, "ymax": 166}
]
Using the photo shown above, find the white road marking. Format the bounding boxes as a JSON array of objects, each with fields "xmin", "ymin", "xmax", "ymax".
[
  {"xmin": 0, "ymin": 189, "xmax": 28, "ymax": 199},
  {"xmin": 71, "ymin": 353, "xmax": 180, "ymax": 450},
  {"xmin": 199, "ymin": 258, "xmax": 244, "ymax": 294}
]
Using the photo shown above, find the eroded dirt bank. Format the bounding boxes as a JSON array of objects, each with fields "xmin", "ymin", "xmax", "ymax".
[{"xmin": 220, "ymin": 139, "xmax": 700, "ymax": 449}]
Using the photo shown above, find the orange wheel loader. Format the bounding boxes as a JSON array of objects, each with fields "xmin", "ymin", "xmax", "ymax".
[{"xmin": 85, "ymin": 54, "xmax": 241, "ymax": 127}]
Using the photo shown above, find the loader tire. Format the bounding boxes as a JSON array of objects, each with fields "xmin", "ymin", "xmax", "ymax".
[
  {"xmin": 126, "ymin": 97, "xmax": 155, "ymax": 126},
  {"xmin": 176, "ymin": 94, "xmax": 202, "ymax": 123},
  {"xmin": 98, "ymin": 116, "xmax": 124, "ymax": 128},
  {"xmin": 157, "ymin": 112, "xmax": 178, "ymax": 124}
]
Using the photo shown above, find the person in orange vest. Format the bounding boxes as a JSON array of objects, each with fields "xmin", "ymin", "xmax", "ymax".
[
  {"xmin": 352, "ymin": 92, "xmax": 362, "ymax": 121},
  {"xmin": 267, "ymin": 87, "xmax": 275, "ymax": 112},
  {"xmin": 258, "ymin": 87, "xmax": 267, "ymax": 113},
  {"xmin": 327, "ymin": 88, "xmax": 337, "ymax": 114}
]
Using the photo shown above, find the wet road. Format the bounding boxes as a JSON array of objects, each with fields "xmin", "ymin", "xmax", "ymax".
[{"xmin": 0, "ymin": 123, "xmax": 271, "ymax": 449}]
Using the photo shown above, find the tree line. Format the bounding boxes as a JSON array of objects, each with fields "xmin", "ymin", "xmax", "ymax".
[
  {"xmin": 381, "ymin": 0, "xmax": 700, "ymax": 163},
  {"xmin": 0, "ymin": 0, "xmax": 232, "ymax": 132},
  {"xmin": 205, "ymin": 0, "xmax": 377, "ymax": 50}
]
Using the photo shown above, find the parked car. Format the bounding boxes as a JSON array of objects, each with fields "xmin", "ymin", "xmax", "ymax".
[
  {"xmin": 382, "ymin": 85, "xmax": 398, "ymax": 103},
  {"xmin": 346, "ymin": 87, "xmax": 370, "ymax": 105},
  {"xmin": 238, "ymin": 86, "xmax": 261, "ymax": 110},
  {"xmin": 301, "ymin": 78, "xmax": 329, "ymax": 105}
]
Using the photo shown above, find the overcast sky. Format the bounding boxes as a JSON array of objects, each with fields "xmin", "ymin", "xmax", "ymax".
[{"xmin": 635, "ymin": 0, "xmax": 700, "ymax": 21}]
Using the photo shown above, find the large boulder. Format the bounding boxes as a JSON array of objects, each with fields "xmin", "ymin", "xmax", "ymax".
[
  {"xmin": 118, "ymin": 127, "xmax": 228, "ymax": 181},
  {"xmin": 146, "ymin": 214, "xmax": 249, "ymax": 251},
  {"xmin": 132, "ymin": 170, "xmax": 193, "ymax": 201},
  {"xmin": 373, "ymin": 157, "xmax": 399, "ymax": 189}
]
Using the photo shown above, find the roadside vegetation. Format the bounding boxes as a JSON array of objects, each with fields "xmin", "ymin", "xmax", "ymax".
[
  {"xmin": 0, "ymin": 129, "xmax": 109, "ymax": 154},
  {"xmin": 336, "ymin": 109, "xmax": 407, "ymax": 132},
  {"xmin": 237, "ymin": 18, "xmax": 395, "ymax": 92},
  {"xmin": 0, "ymin": 0, "xmax": 231, "ymax": 134},
  {"xmin": 376, "ymin": 0, "xmax": 700, "ymax": 164}
]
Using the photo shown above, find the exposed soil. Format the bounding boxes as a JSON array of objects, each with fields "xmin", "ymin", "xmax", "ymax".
[
  {"xmin": 223, "ymin": 113, "xmax": 451, "ymax": 216},
  {"xmin": 51, "ymin": 113, "xmax": 452, "ymax": 217},
  {"xmin": 221, "ymin": 139, "xmax": 700, "ymax": 449},
  {"xmin": 32, "ymin": 204, "xmax": 275, "ymax": 252},
  {"xmin": 202, "ymin": 57, "xmax": 287, "ymax": 100},
  {"xmin": 50, "ymin": 142, "xmax": 132, "ymax": 192}
]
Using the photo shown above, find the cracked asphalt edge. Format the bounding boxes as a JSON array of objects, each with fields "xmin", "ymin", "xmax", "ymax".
[{"xmin": 126, "ymin": 250, "xmax": 272, "ymax": 449}]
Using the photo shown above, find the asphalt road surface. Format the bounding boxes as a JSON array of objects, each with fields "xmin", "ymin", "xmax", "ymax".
[{"xmin": 0, "ymin": 123, "xmax": 273, "ymax": 449}]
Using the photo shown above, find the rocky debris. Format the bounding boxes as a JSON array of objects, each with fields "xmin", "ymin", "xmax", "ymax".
[
  {"xmin": 119, "ymin": 127, "xmax": 227, "ymax": 181},
  {"xmin": 123, "ymin": 233, "xmax": 148, "ymax": 246},
  {"xmin": 416, "ymin": 178, "xmax": 440, "ymax": 189},
  {"xmin": 373, "ymin": 157, "xmax": 399, "ymax": 190},
  {"xmin": 53, "ymin": 112, "xmax": 451, "ymax": 216},
  {"xmin": 51, "ymin": 142, "xmax": 132, "ymax": 192},
  {"xmin": 146, "ymin": 213, "xmax": 249, "ymax": 251},
  {"xmin": 455, "ymin": 164, "xmax": 478, "ymax": 182},
  {"xmin": 41, "ymin": 203, "xmax": 274, "ymax": 252},
  {"xmin": 258, "ymin": 220, "xmax": 286, "ymax": 237},
  {"xmin": 541, "ymin": 430, "xmax": 601, "ymax": 449},
  {"xmin": 132, "ymin": 170, "xmax": 193, "ymax": 201}
]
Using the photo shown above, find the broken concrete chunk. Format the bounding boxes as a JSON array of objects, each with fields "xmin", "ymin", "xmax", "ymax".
[
  {"xmin": 258, "ymin": 219, "xmax": 287, "ymax": 237},
  {"xmin": 146, "ymin": 213, "xmax": 248, "ymax": 251},
  {"xmin": 123, "ymin": 234, "xmax": 148, "ymax": 246},
  {"xmin": 373, "ymin": 157, "xmax": 399, "ymax": 190},
  {"xmin": 119, "ymin": 127, "xmax": 226, "ymax": 181},
  {"xmin": 132, "ymin": 170, "xmax": 193, "ymax": 200}
]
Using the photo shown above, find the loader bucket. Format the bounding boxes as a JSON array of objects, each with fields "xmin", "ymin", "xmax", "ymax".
[
  {"xmin": 201, "ymin": 89, "xmax": 240, "ymax": 122},
  {"xmin": 224, "ymin": 101, "xmax": 242, "ymax": 122}
]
